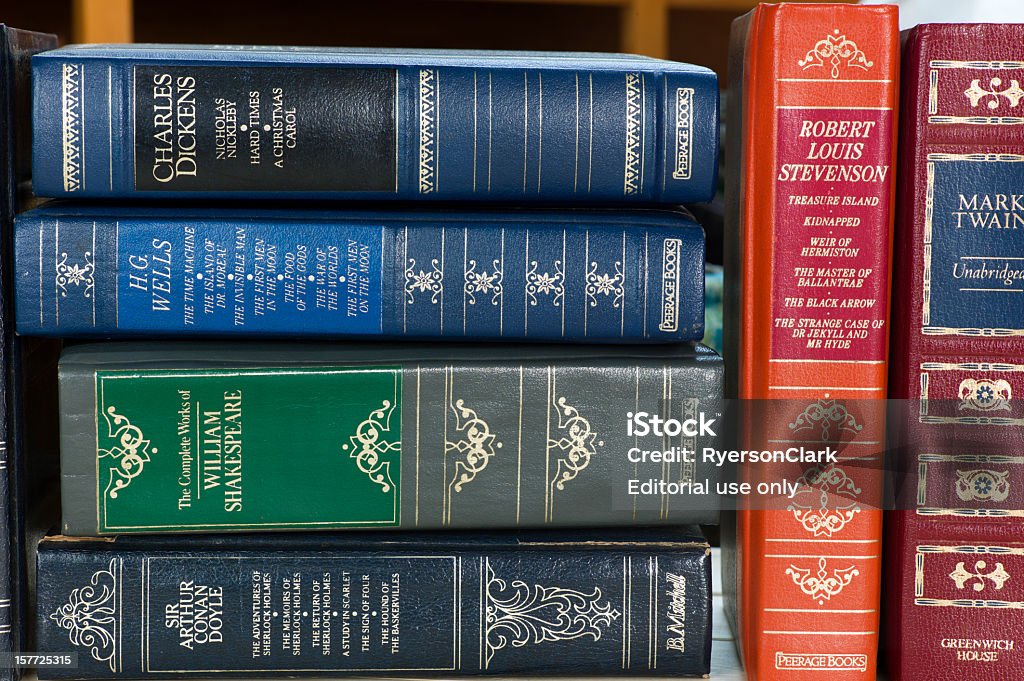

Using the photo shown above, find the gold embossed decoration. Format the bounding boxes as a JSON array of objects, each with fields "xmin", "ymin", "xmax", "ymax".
[
  {"xmin": 482, "ymin": 558, "xmax": 621, "ymax": 669},
  {"xmin": 965, "ymin": 77, "xmax": 1024, "ymax": 110},
  {"xmin": 955, "ymin": 469, "xmax": 1011, "ymax": 503},
  {"xmin": 525, "ymin": 259, "xmax": 565, "ymax": 307},
  {"xmin": 545, "ymin": 370, "xmax": 604, "ymax": 523},
  {"xmin": 788, "ymin": 399, "xmax": 863, "ymax": 441},
  {"xmin": 61, "ymin": 63, "xmax": 84, "ymax": 192},
  {"xmin": 624, "ymin": 72, "xmax": 642, "ymax": 195},
  {"xmin": 958, "ymin": 378, "xmax": 1013, "ymax": 412},
  {"xmin": 464, "ymin": 259, "xmax": 503, "ymax": 306},
  {"xmin": 585, "ymin": 261, "xmax": 624, "ymax": 309},
  {"xmin": 786, "ymin": 399, "xmax": 864, "ymax": 536},
  {"xmin": 56, "ymin": 250, "xmax": 95, "ymax": 298},
  {"xmin": 49, "ymin": 559, "xmax": 120, "ymax": 672},
  {"xmin": 418, "ymin": 68, "xmax": 437, "ymax": 193},
  {"xmin": 788, "ymin": 465, "xmax": 863, "ymax": 537},
  {"xmin": 786, "ymin": 557, "xmax": 859, "ymax": 605},
  {"xmin": 949, "ymin": 560, "xmax": 1011, "ymax": 591},
  {"xmin": 548, "ymin": 396, "xmax": 603, "ymax": 493},
  {"xmin": 98, "ymin": 406, "xmax": 154, "ymax": 499},
  {"xmin": 915, "ymin": 545, "xmax": 1024, "ymax": 608},
  {"xmin": 342, "ymin": 400, "xmax": 400, "ymax": 493},
  {"xmin": 444, "ymin": 388, "xmax": 502, "ymax": 525},
  {"xmin": 404, "ymin": 257, "xmax": 444, "ymax": 305},
  {"xmin": 798, "ymin": 29, "xmax": 873, "ymax": 79}
]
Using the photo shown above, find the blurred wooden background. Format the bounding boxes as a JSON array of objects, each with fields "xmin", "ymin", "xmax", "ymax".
[{"xmin": 3, "ymin": 0, "xmax": 855, "ymax": 88}]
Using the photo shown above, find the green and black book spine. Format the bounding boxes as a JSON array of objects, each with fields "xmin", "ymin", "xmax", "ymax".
[{"xmin": 58, "ymin": 342, "xmax": 722, "ymax": 535}]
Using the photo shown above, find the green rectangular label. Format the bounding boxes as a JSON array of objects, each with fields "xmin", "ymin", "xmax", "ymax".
[{"xmin": 94, "ymin": 367, "xmax": 402, "ymax": 532}]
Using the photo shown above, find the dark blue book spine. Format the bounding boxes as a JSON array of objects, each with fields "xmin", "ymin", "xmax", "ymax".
[
  {"xmin": 36, "ymin": 538, "xmax": 712, "ymax": 678},
  {"xmin": 31, "ymin": 51, "xmax": 717, "ymax": 203},
  {"xmin": 15, "ymin": 209, "xmax": 704, "ymax": 341}
]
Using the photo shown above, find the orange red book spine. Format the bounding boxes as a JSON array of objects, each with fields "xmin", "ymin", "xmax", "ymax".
[{"xmin": 724, "ymin": 4, "xmax": 899, "ymax": 679}]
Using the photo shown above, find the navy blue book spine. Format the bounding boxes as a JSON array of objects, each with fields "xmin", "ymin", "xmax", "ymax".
[
  {"xmin": 35, "ymin": 535, "xmax": 712, "ymax": 678},
  {"xmin": 15, "ymin": 207, "xmax": 704, "ymax": 342},
  {"xmin": 31, "ymin": 47, "xmax": 717, "ymax": 203}
]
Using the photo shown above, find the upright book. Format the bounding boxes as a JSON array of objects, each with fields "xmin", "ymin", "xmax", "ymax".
[
  {"xmin": 722, "ymin": 4, "xmax": 898, "ymax": 680},
  {"xmin": 15, "ymin": 205, "xmax": 705, "ymax": 342},
  {"xmin": 35, "ymin": 529, "xmax": 712, "ymax": 678},
  {"xmin": 0, "ymin": 24, "xmax": 59, "ymax": 680},
  {"xmin": 885, "ymin": 23, "xmax": 1024, "ymax": 681},
  {"xmin": 31, "ymin": 46, "xmax": 718, "ymax": 203},
  {"xmin": 57, "ymin": 342, "xmax": 722, "ymax": 535}
]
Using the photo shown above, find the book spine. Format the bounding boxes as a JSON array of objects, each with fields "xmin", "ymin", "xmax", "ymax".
[
  {"xmin": 15, "ymin": 212, "xmax": 703, "ymax": 342},
  {"xmin": 2, "ymin": 25, "xmax": 60, "ymax": 681},
  {"xmin": 31, "ymin": 55, "xmax": 717, "ymax": 203},
  {"xmin": 0, "ymin": 28, "xmax": 15, "ymax": 681},
  {"xmin": 36, "ymin": 540, "xmax": 712, "ymax": 678},
  {"xmin": 887, "ymin": 355, "xmax": 1024, "ymax": 681},
  {"xmin": 885, "ymin": 23, "xmax": 1024, "ymax": 681},
  {"xmin": 889, "ymin": 28, "xmax": 1024, "ymax": 374},
  {"xmin": 59, "ymin": 350, "xmax": 722, "ymax": 535},
  {"xmin": 720, "ymin": 10, "xmax": 752, "ymax": 669},
  {"xmin": 727, "ymin": 5, "xmax": 898, "ymax": 680}
]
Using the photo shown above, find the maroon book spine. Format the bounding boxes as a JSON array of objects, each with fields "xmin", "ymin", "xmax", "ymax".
[{"xmin": 886, "ymin": 23, "xmax": 1024, "ymax": 681}]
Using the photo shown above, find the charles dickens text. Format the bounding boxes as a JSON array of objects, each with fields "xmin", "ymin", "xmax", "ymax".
[{"xmin": 151, "ymin": 73, "xmax": 198, "ymax": 183}]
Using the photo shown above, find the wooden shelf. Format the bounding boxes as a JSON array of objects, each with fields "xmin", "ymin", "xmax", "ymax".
[
  {"xmin": 64, "ymin": 0, "xmax": 857, "ymax": 59},
  {"xmin": 71, "ymin": 0, "xmax": 133, "ymax": 43},
  {"xmin": 0, "ymin": 0, "xmax": 860, "ymax": 90}
]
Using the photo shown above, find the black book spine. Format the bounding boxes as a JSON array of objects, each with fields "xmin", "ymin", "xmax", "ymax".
[
  {"xmin": 1, "ymin": 24, "xmax": 59, "ymax": 680},
  {"xmin": 36, "ymin": 536, "xmax": 711, "ymax": 678}
]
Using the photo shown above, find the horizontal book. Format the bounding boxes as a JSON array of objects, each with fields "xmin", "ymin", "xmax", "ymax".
[
  {"xmin": 32, "ymin": 45, "xmax": 718, "ymax": 203},
  {"xmin": 15, "ymin": 205, "xmax": 704, "ymax": 342},
  {"xmin": 35, "ymin": 529, "xmax": 712, "ymax": 678},
  {"xmin": 58, "ymin": 342, "xmax": 722, "ymax": 535}
]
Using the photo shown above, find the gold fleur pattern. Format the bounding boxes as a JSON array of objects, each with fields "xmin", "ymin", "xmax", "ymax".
[
  {"xmin": 798, "ymin": 29, "xmax": 873, "ymax": 79},
  {"xmin": 965, "ymin": 77, "xmax": 1024, "ymax": 110},
  {"xmin": 483, "ymin": 558, "xmax": 620, "ymax": 669},
  {"xmin": 49, "ymin": 559, "xmax": 120, "ymax": 672},
  {"xmin": 585, "ymin": 260, "xmax": 624, "ymax": 309},
  {"xmin": 404, "ymin": 257, "xmax": 444, "ymax": 305},
  {"xmin": 342, "ymin": 400, "xmax": 400, "ymax": 493},
  {"xmin": 786, "ymin": 557, "xmax": 859, "ymax": 605},
  {"xmin": 949, "ymin": 560, "xmax": 1010, "ymax": 592}
]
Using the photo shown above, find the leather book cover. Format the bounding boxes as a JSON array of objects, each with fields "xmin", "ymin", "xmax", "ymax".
[
  {"xmin": 58, "ymin": 342, "xmax": 722, "ymax": 535},
  {"xmin": 885, "ymin": 22, "xmax": 1024, "ymax": 681},
  {"xmin": 31, "ymin": 46, "xmax": 718, "ymax": 204},
  {"xmin": 16, "ymin": 204, "xmax": 705, "ymax": 343},
  {"xmin": 0, "ymin": 24, "xmax": 59, "ymax": 680},
  {"xmin": 723, "ymin": 4, "xmax": 898, "ymax": 680},
  {"xmin": 35, "ymin": 528, "xmax": 712, "ymax": 678}
]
